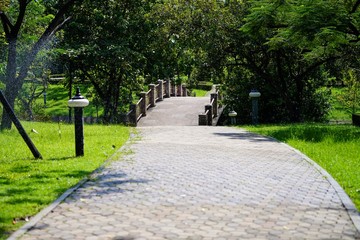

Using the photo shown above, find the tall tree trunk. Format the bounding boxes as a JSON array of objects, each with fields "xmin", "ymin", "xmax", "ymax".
[
  {"xmin": 1, "ymin": 38, "xmax": 20, "ymax": 130},
  {"xmin": 0, "ymin": 0, "xmax": 79, "ymax": 130},
  {"xmin": 1, "ymin": 87, "xmax": 16, "ymax": 129}
]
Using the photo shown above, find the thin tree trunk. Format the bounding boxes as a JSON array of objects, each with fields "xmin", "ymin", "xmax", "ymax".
[
  {"xmin": 1, "ymin": 38, "xmax": 19, "ymax": 130},
  {"xmin": 0, "ymin": 0, "xmax": 79, "ymax": 130}
]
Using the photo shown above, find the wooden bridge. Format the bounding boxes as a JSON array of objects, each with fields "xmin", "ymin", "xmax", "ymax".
[{"xmin": 125, "ymin": 80, "xmax": 224, "ymax": 127}]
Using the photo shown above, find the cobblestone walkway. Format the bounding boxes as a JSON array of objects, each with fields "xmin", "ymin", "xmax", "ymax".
[{"xmin": 11, "ymin": 126, "xmax": 360, "ymax": 239}]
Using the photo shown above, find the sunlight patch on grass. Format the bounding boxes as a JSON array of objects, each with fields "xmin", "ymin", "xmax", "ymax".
[{"xmin": 192, "ymin": 89, "xmax": 208, "ymax": 97}]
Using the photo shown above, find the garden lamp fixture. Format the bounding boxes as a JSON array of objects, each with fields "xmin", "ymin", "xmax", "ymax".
[
  {"xmin": 228, "ymin": 110, "xmax": 237, "ymax": 125},
  {"xmin": 68, "ymin": 87, "xmax": 89, "ymax": 156}
]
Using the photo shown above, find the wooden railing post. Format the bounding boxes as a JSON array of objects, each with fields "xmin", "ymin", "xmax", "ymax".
[
  {"xmin": 205, "ymin": 104, "xmax": 213, "ymax": 126},
  {"xmin": 172, "ymin": 82, "xmax": 176, "ymax": 96},
  {"xmin": 165, "ymin": 79, "xmax": 171, "ymax": 98},
  {"xmin": 211, "ymin": 93, "xmax": 218, "ymax": 117},
  {"xmin": 130, "ymin": 104, "xmax": 137, "ymax": 126},
  {"xmin": 198, "ymin": 113, "xmax": 207, "ymax": 126},
  {"xmin": 215, "ymin": 84, "xmax": 223, "ymax": 102},
  {"xmin": 198, "ymin": 85, "xmax": 224, "ymax": 126},
  {"xmin": 149, "ymin": 84, "xmax": 156, "ymax": 107},
  {"xmin": 140, "ymin": 92, "xmax": 147, "ymax": 117},
  {"xmin": 158, "ymin": 80, "xmax": 164, "ymax": 101},
  {"xmin": 182, "ymin": 84, "xmax": 187, "ymax": 97},
  {"xmin": 124, "ymin": 78, "xmax": 196, "ymax": 126}
]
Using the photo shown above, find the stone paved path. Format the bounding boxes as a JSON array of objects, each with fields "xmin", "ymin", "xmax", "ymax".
[{"xmin": 9, "ymin": 98, "xmax": 360, "ymax": 240}]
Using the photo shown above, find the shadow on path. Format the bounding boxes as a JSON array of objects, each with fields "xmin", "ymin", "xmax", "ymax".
[{"xmin": 213, "ymin": 131, "xmax": 277, "ymax": 142}]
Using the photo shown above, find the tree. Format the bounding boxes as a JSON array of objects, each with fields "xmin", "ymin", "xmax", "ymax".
[
  {"xmin": 62, "ymin": 0, "xmax": 154, "ymax": 123},
  {"xmin": 252, "ymin": 0, "xmax": 360, "ymax": 121},
  {"xmin": 186, "ymin": 0, "xmax": 359, "ymax": 123},
  {"xmin": 147, "ymin": 0, "xmax": 229, "ymax": 85},
  {"xmin": 337, "ymin": 69, "xmax": 360, "ymax": 114},
  {"xmin": 0, "ymin": 0, "xmax": 81, "ymax": 130},
  {"xmin": 228, "ymin": 0, "xmax": 334, "ymax": 122}
]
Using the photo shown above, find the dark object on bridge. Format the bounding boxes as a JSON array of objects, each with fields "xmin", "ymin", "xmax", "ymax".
[
  {"xmin": 0, "ymin": 90, "xmax": 42, "ymax": 159},
  {"xmin": 68, "ymin": 87, "xmax": 89, "ymax": 157},
  {"xmin": 352, "ymin": 113, "xmax": 360, "ymax": 126}
]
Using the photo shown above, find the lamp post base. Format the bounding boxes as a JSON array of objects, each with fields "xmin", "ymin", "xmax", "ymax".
[{"xmin": 74, "ymin": 107, "xmax": 84, "ymax": 157}]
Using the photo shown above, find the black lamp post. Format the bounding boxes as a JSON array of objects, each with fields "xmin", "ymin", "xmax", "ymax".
[
  {"xmin": 249, "ymin": 89, "xmax": 261, "ymax": 125},
  {"xmin": 68, "ymin": 87, "xmax": 89, "ymax": 156}
]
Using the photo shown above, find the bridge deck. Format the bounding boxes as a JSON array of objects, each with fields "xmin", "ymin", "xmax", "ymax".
[{"xmin": 137, "ymin": 97, "xmax": 209, "ymax": 127}]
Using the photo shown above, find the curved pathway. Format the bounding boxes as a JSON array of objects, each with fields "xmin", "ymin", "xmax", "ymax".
[{"xmin": 9, "ymin": 98, "xmax": 360, "ymax": 240}]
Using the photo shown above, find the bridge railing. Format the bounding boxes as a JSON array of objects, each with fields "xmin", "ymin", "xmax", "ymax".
[
  {"xmin": 127, "ymin": 79, "xmax": 187, "ymax": 126},
  {"xmin": 199, "ymin": 85, "xmax": 222, "ymax": 126}
]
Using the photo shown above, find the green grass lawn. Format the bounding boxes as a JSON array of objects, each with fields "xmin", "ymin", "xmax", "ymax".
[
  {"xmin": 40, "ymin": 84, "xmax": 101, "ymax": 117},
  {"xmin": 245, "ymin": 124, "xmax": 360, "ymax": 210},
  {"xmin": 328, "ymin": 87, "xmax": 353, "ymax": 122},
  {"xmin": 0, "ymin": 122, "xmax": 131, "ymax": 239},
  {"xmin": 192, "ymin": 89, "xmax": 209, "ymax": 97}
]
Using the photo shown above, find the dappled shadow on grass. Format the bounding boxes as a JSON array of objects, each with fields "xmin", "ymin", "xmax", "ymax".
[
  {"xmin": 5, "ymin": 196, "xmax": 48, "ymax": 206},
  {"xmin": 0, "ymin": 169, "xmax": 97, "ymax": 237},
  {"xmin": 0, "ymin": 215, "xmax": 14, "ymax": 239},
  {"xmin": 0, "ymin": 187, "xmax": 36, "ymax": 198},
  {"xmin": 1, "ymin": 169, "xmax": 95, "ymax": 205},
  {"xmin": 10, "ymin": 165, "xmax": 31, "ymax": 173},
  {"xmin": 260, "ymin": 125, "xmax": 360, "ymax": 143},
  {"xmin": 0, "ymin": 177, "xmax": 10, "ymax": 185},
  {"xmin": 47, "ymin": 156, "xmax": 76, "ymax": 161}
]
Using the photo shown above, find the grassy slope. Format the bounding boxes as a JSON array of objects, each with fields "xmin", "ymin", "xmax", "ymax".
[
  {"xmin": 40, "ymin": 84, "xmax": 100, "ymax": 117},
  {"xmin": 245, "ymin": 124, "xmax": 360, "ymax": 210},
  {"xmin": 192, "ymin": 89, "xmax": 209, "ymax": 97},
  {"xmin": 0, "ymin": 122, "xmax": 131, "ymax": 239}
]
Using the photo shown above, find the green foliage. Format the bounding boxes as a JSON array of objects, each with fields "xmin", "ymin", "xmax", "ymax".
[
  {"xmin": 216, "ymin": 0, "xmax": 359, "ymax": 123},
  {"xmin": 0, "ymin": 0, "xmax": 79, "ymax": 130},
  {"xmin": 62, "ymin": 0, "xmax": 153, "ymax": 123},
  {"xmin": 0, "ymin": 0, "xmax": 10, "ymax": 11},
  {"xmin": 246, "ymin": 124, "xmax": 360, "ymax": 210},
  {"xmin": 336, "ymin": 69, "xmax": 360, "ymax": 114},
  {"xmin": 147, "ymin": 0, "xmax": 230, "ymax": 84},
  {"xmin": 0, "ymin": 122, "xmax": 130, "ymax": 239},
  {"xmin": 283, "ymin": 1, "xmax": 351, "ymax": 59},
  {"xmin": 329, "ymin": 87, "xmax": 353, "ymax": 121},
  {"xmin": 1, "ymin": 0, "xmax": 56, "ymax": 67},
  {"xmin": 2, "ymin": 0, "xmax": 360, "ymax": 124},
  {"xmin": 36, "ymin": 83, "xmax": 101, "ymax": 119}
]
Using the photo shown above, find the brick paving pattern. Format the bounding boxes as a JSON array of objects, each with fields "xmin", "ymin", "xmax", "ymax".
[{"xmin": 14, "ymin": 126, "xmax": 360, "ymax": 240}]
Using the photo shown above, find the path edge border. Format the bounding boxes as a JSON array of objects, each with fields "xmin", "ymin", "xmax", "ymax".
[
  {"xmin": 241, "ymin": 128, "xmax": 360, "ymax": 234},
  {"xmin": 7, "ymin": 129, "xmax": 139, "ymax": 240},
  {"xmin": 278, "ymin": 141, "xmax": 360, "ymax": 233}
]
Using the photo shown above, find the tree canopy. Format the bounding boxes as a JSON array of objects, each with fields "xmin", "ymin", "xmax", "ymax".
[
  {"xmin": 62, "ymin": 0, "xmax": 154, "ymax": 123},
  {"xmin": 0, "ymin": 0, "xmax": 81, "ymax": 130},
  {"xmin": 1, "ymin": 0, "xmax": 360, "ymax": 125}
]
